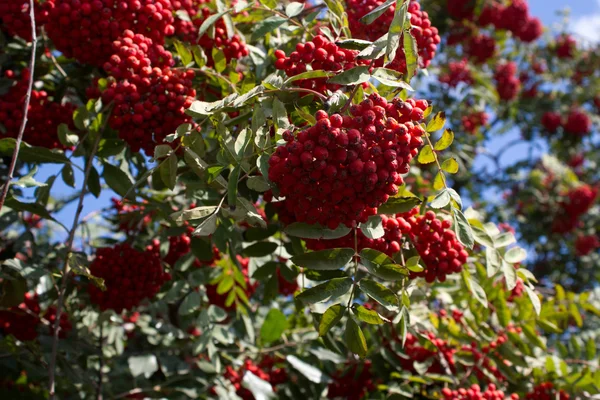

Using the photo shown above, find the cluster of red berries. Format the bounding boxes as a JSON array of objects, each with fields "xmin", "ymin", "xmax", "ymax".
[
  {"xmin": 173, "ymin": 0, "xmax": 248, "ymax": 65},
  {"xmin": 525, "ymin": 382, "xmax": 570, "ymax": 400},
  {"xmin": 205, "ymin": 256, "xmax": 257, "ymax": 311},
  {"xmin": 542, "ymin": 109, "xmax": 591, "ymax": 136},
  {"xmin": 276, "ymin": 267, "xmax": 299, "ymax": 296},
  {"xmin": 221, "ymin": 358, "xmax": 285, "ymax": 400},
  {"xmin": 161, "ymin": 227, "xmax": 221, "ymax": 268},
  {"xmin": 111, "ymin": 198, "xmax": 154, "ymax": 233},
  {"xmin": 552, "ymin": 184, "xmax": 598, "ymax": 233},
  {"xmin": 462, "ymin": 111, "xmax": 489, "ymax": 134},
  {"xmin": 399, "ymin": 332, "xmax": 456, "ymax": 374},
  {"xmin": 494, "ymin": 62, "xmax": 521, "ymax": 101},
  {"xmin": 347, "ymin": 0, "xmax": 440, "ymax": 74},
  {"xmin": 556, "ymin": 34, "xmax": 576, "ymax": 59},
  {"xmin": 0, "ymin": 69, "xmax": 76, "ymax": 150},
  {"xmin": 327, "ymin": 361, "xmax": 375, "ymax": 400},
  {"xmin": 575, "ymin": 235, "xmax": 599, "ymax": 256},
  {"xmin": 88, "ymin": 243, "xmax": 171, "ymax": 312},
  {"xmin": 0, "ymin": 0, "xmax": 50, "ymax": 41},
  {"xmin": 440, "ymin": 59, "xmax": 473, "ymax": 88},
  {"xmin": 442, "ymin": 384, "xmax": 519, "ymax": 400},
  {"xmin": 274, "ymin": 35, "xmax": 369, "ymax": 94},
  {"xmin": 45, "ymin": 0, "xmax": 176, "ymax": 67},
  {"xmin": 44, "ymin": 306, "xmax": 73, "ymax": 339},
  {"xmin": 0, "ymin": 292, "xmax": 40, "ymax": 342},
  {"xmin": 268, "ymin": 94, "xmax": 427, "ymax": 228},
  {"xmin": 465, "ymin": 33, "xmax": 497, "ymax": 64}
]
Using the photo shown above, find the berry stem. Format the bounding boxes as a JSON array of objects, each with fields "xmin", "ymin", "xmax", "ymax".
[{"xmin": 0, "ymin": 0, "xmax": 37, "ymax": 214}]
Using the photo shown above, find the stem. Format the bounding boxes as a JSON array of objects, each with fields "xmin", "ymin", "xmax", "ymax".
[
  {"xmin": 48, "ymin": 131, "xmax": 103, "ymax": 399},
  {"xmin": 0, "ymin": 2, "xmax": 37, "ymax": 213},
  {"xmin": 423, "ymin": 133, "xmax": 448, "ymax": 189}
]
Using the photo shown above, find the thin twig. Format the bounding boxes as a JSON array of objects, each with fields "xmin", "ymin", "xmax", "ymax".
[
  {"xmin": 0, "ymin": 2, "xmax": 37, "ymax": 213},
  {"xmin": 41, "ymin": 27, "xmax": 67, "ymax": 78},
  {"xmin": 48, "ymin": 130, "xmax": 103, "ymax": 399},
  {"xmin": 423, "ymin": 133, "xmax": 448, "ymax": 189}
]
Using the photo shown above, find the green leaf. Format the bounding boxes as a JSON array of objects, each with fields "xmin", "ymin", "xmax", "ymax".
[
  {"xmin": 173, "ymin": 40, "xmax": 193, "ymax": 66},
  {"xmin": 242, "ymin": 242, "xmax": 278, "ymax": 257},
  {"xmin": 259, "ymin": 0, "xmax": 276, "ymax": 8},
  {"xmin": 417, "ymin": 145, "xmax": 435, "ymax": 164},
  {"xmin": 192, "ymin": 213, "xmax": 218, "ymax": 237},
  {"xmin": 103, "ymin": 163, "xmax": 134, "ymax": 198},
  {"xmin": 242, "ymin": 371, "xmax": 275, "ymax": 399},
  {"xmin": 0, "ymin": 138, "xmax": 69, "ymax": 164},
  {"xmin": 247, "ymin": 176, "xmax": 270, "ymax": 192},
  {"xmin": 284, "ymin": 223, "xmax": 351, "ymax": 239},
  {"xmin": 359, "ymin": 248, "xmax": 408, "ymax": 280},
  {"xmin": 345, "ymin": 318, "xmax": 367, "ymax": 358},
  {"xmin": 502, "ymin": 260, "xmax": 517, "ymax": 291},
  {"xmin": 496, "ymin": 291, "xmax": 510, "ymax": 327},
  {"xmin": 319, "ymin": 304, "xmax": 345, "ymax": 336},
  {"xmin": 336, "ymin": 39, "xmax": 373, "ymax": 50},
  {"xmin": 430, "ymin": 190, "xmax": 450, "ymax": 209},
  {"xmin": 285, "ymin": 2, "xmax": 304, "ymax": 17},
  {"xmin": 377, "ymin": 196, "xmax": 421, "ymax": 214},
  {"xmin": 159, "ymin": 153, "xmax": 178, "ymax": 190},
  {"xmin": 324, "ymin": 90, "xmax": 349, "ymax": 114},
  {"xmin": 234, "ymin": 128, "xmax": 251, "ymax": 160},
  {"xmin": 585, "ymin": 338, "xmax": 596, "ymax": 360},
  {"xmin": 172, "ymin": 206, "xmax": 218, "ymax": 223},
  {"xmin": 433, "ymin": 171, "xmax": 445, "ymax": 190},
  {"xmin": 260, "ymin": 308, "xmax": 287, "ymax": 343},
  {"xmin": 4, "ymin": 197, "xmax": 55, "ymax": 222},
  {"xmin": 472, "ymin": 226, "xmax": 495, "ymax": 248},
  {"xmin": 61, "ymin": 164, "xmax": 75, "ymax": 187},
  {"xmin": 358, "ymin": 279, "xmax": 399, "ymax": 311},
  {"xmin": 353, "ymin": 304, "xmax": 384, "ymax": 325},
  {"xmin": 466, "ymin": 274, "xmax": 487, "ymax": 308},
  {"xmin": 283, "ymin": 70, "xmax": 335, "ymax": 85},
  {"xmin": 403, "ymin": 29, "xmax": 418, "ymax": 78},
  {"xmin": 357, "ymin": 34, "xmax": 388, "ymax": 60},
  {"xmin": 291, "ymin": 248, "xmax": 354, "ymax": 270},
  {"xmin": 360, "ymin": 0, "xmax": 395, "ymax": 24},
  {"xmin": 452, "ymin": 208, "xmax": 474, "ymax": 249},
  {"xmin": 57, "ymin": 123, "xmax": 79, "ymax": 147},
  {"xmin": 295, "ymin": 277, "xmax": 353, "ymax": 305},
  {"xmin": 272, "ymin": 98, "xmax": 290, "ymax": 131},
  {"xmin": 251, "ymin": 16, "xmax": 287, "ymax": 41},
  {"xmin": 128, "ymin": 355, "xmax": 159, "ymax": 378},
  {"xmin": 328, "ymin": 66, "xmax": 371, "ymax": 85},
  {"xmin": 495, "ymin": 232, "xmax": 516, "ymax": 248},
  {"xmin": 385, "ymin": 1, "xmax": 406, "ymax": 64},
  {"xmin": 212, "ymin": 47, "xmax": 226, "ymax": 73},
  {"xmin": 426, "ymin": 111, "xmax": 446, "ymax": 133},
  {"xmin": 179, "ymin": 291, "xmax": 201, "ymax": 315},
  {"xmin": 405, "ymin": 256, "xmax": 423, "ymax": 272},
  {"xmin": 199, "ymin": 8, "xmax": 232, "ymax": 36},
  {"xmin": 12, "ymin": 166, "xmax": 46, "ymax": 189},
  {"xmin": 505, "ymin": 247, "xmax": 527, "ymax": 263},
  {"xmin": 228, "ymin": 165, "xmax": 240, "ymax": 208},
  {"xmin": 361, "ymin": 215, "xmax": 385, "ymax": 239},
  {"xmin": 434, "ymin": 129, "xmax": 454, "ymax": 151},
  {"xmin": 87, "ymin": 166, "xmax": 101, "ymax": 198},
  {"xmin": 286, "ymin": 355, "xmax": 325, "ymax": 383},
  {"xmin": 441, "ymin": 158, "xmax": 459, "ymax": 174},
  {"xmin": 524, "ymin": 285, "xmax": 541, "ymax": 315}
]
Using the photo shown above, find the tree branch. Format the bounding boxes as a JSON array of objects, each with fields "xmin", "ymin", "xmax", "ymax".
[{"xmin": 0, "ymin": 0, "xmax": 37, "ymax": 213}]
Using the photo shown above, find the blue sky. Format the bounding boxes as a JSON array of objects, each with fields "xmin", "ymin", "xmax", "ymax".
[{"xmin": 27, "ymin": 0, "xmax": 600, "ymax": 232}]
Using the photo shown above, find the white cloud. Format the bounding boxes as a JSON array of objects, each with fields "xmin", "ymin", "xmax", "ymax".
[{"xmin": 570, "ymin": 0, "xmax": 600, "ymax": 44}]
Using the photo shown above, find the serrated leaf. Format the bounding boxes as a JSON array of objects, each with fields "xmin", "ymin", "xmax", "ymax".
[
  {"xmin": 441, "ymin": 158, "xmax": 459, "ymax": 174},
  {"xmin": 385, "ymin": 1, "xmax": 406, "ymax": 64},
  {"xmin": 173, "ymin": 40, "xmax": 193, "ymax": 66},
  {"xmin": 426, "ymin": 112, "xmax": 446, "ymax": 133},
  {"xmin": 505, "ymin": 247, "xmax": 527, "ymax": 263},
  {"xmin": 403, "ymin": 29, "xmax": 418, "ymax": 78},
  {"xmin": 360, "ymin": 0, "xmax": 395, "ymax": 24},
  {"xmin": 452, "ymin": 209, "xmax": 474, "ymax": 249},
  {"xmin": 472, "ymin": 226, "xmax": 495, "ymax": 248},
  {"xmin": 336, "ymin": 39, "xmax": 372, "ymax": 50},
  {"xmin": 242, "ymin": 371, "xmax": 275, "ymax": 400},
  {"xmin": 284, "ymin": 223, "xmax": 351, "ymax": 239},
  {"xmin": 103, "ymin": 163, "xmax": 134, "ymax": 198},
  {"xmin": 377, "ymin": 196, "xmax": 421, "ymax": 214},
  {"xmin": 467, "ymin": 275, "xmax": 488, "ymax": 308},
  {"xmin": 291, "ymin": 248, "xmax": 354, "ymax": 270},
  {"xmin": 319, "ymin": 304, "xmax": 345, "ymax": 336},
  {"xmin": 251, "ymin": 16, "xmax": 287, "ymax": 41},
  {"xmin": 405, "ymin": 256, "xmax": 423, "ymax": 272},
  {"xmin": 430, "ymin": 190, "xmax": 450, "ymax": 209},
  {"xmin": 358, "ymin": 279, "xmax": 399, "ymax": 312},
  {"xmin": 434, "ymin": 129, "xmax": 454, "ymax": 151},
  {"xmin": 87, "ymin": 166, "xmax": 101, "ymax": 198},
  {"xmin": 285, "ymin": 2, "xmax": 304, "ymax": 17},
  {"xmin": 353, "ymin": 304, "xmax": 384, "ymax": 325},
  {"xmin": 295, "ymin": 277, "xmax": 353, "ymax": 305},
  {"xmin": 418, "ymin": 145, "xmax": 435, "ymax": 164},
  {"xmin": 284, "ymin": 70, "xmax": 335, "ymax": 85},
  {"xmin": 433, "ymin": 171, "xmax": 446, "ymax": 190},
  {"xmin": 247, "ymin": 176, "xmax": 270, "ymax": 192},
  {"xmin": 328, "ymin": 66, "xmax": 371, "ymax": 85},
  {"xmin": 345, "ymin": 318, "xmax": 367, "ymax": 358},
  {"xmin": 361, "ymin": 215, "xmax": 385, "ymax": 239},
  {"xmin": 495, "ymin": 232, "xmax": 516, "ymax": 248},
  {"xmin": 172, "ymin": 206, "xmax": 218, "ymax": 223},
  {"xmin": 359, "ymin": 248, "xmax": 408, "ymax": 280},
  {"xmin": 371, "ymin": 68, "xmax": 414, "ymax": 90},
  {"xmin": 502, "ymin": 261, "xmax": 518, "ymax": 291},
  {"xmin": 260, "ymin": 308, "xmax": 287, "ymax": 343},
  {"xmin": 159, "ymin": 153, "xmax": 178, "ymax": 190},
  {"xmin": 192, "ymin": 213, "xmax": 218, "ymax": 237},
  {"xmin": 199, "ymin": 9, "xmax": 232, "ymax": 36}
]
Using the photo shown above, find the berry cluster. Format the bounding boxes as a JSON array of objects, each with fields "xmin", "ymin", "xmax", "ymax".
[
  {"xmin": 0, "ymin": 292, "xmax": 40, "ymax": 341},
  {"xmin": 111, "ymin": 198, "xmax": 154, "ymax": 233},
  {"xmin": 0, "ymin": 69, "xmax": 76, "ymax": 150},
  {"xmin": 44, "ymin": 306, "xmax": 73, "ymax": 338},
  {"xmin": 274, "ymin": 35, "xmax": 369, "ymax": 94},
  {"xmin": 440, "ymin": 59, "xmax": 473, "ymax": 88},
  {"xmin": 276, "ymin": 267, "xmax": 299, "ymax": 296},
  {"xmin": 45, "ymin": 0, "xmax": 176, "ymax": 67},
  {"xmin": 327, "ymin": 361, "xmax": 375, "ymax": 400},
  {"xmin": 402, "ymin": 210, "xmax": 469, "ymax": 282},
  {"xmin": 494, "ymin": 62, "xmax": 521, "ymax": 101},
  {"xmin": 541, "ymin": 109, "xmax": 591, "ymax": 136},
  {"xmin": 465, "ymin": 33, "xmax": 497, "ymax": 64},
  {"xmin": 525, "ymin": 383, "xmax": 570, "ymax": 400},
  {"xmin": 541, "ymin": 111, "xmax": 562, "ymax": 133},
  {"xmin": 461, "ymin": 334, "xmax": 508, "ymax": 382},
  {"xmin": 0, "ymin": 0, "xmax": 50, "ymax": 41},
  {"xmin": 268, "ymin": 94, "xmax": 427, "ymax": 228},
  {"xmin": 399, "ymin": 332, "xmax": 456, "ymax": 374},
  {"xmin": 575, "ymin": 235, "xmax": 599, "ymax": 256},
  {"xmin": 162, "ymin": 227, "xmax": 221, "ymax": 268},
  {"xmin": 205, "ymin": 256, "xmax": 257, "ymax": 311},
  {"xmin": 556, "ymin": 34, "xmax": 576, "ymax": 59},
  {"xmin": 462, "ymin": 111, "xmax": 489, "ymax": 134},
  {"xmin": 552, "ymin": 184, "xmax": 598, "ymax": 233},
  {"xmin": 173, "ymin": 0, "xmax": 249, "ymax": 65},
  {"xmin": 88, "ymin": 244, "xmax": 171, "ymax": 312},
  {"xmin": 442, "ymin": 384, "xmax": 518, "ymax": 400}
]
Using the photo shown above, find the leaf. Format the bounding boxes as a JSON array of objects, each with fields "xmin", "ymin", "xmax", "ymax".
[
  {"xmin": 284, "ymin": 223, "xmax": 351, "ymax": 239},
  {"xmin": 173, "ymin": 40, "xmax": 193, "ymax": 66},
  {"xmin": 172, "ymin": 206, "xmax": 218, "ymax": 223},
  {"xmin": 452, "ymin": 208, "xmax": 474, "ymax": 249},
  {"xmin": 199, "ymin": 8, "xmax": 232, "ymax": 36},
  {"xmin": 283, "ymin": 70, "xmax": 335, "ymax": 84},
  {"xmin": 60, "ymin": 164, "xmax": 75, "ymax": 187},
  {"xmin": 242, "ymin": 371, "xmax": 275, "ymax": 400},
  {"xmin": 285, "ymin": 2, "xmax": 304, "ymax": 17},
  {"xmin": 336, "ymin": 39, "xmax": 373, "ymax": 50},
  {"xmin": 325, "ymin": 90, "xmax": 349, "ymax": 114},
  {"xmin": 272, "ymin": 98, "xmax": 290, "ymax": 131},
  {"xmin": 466, "ymin": 274, "xmax": 488, "ymax": 308},
  {"xmin": 192, "ymin": 213, "xmax": 218, "ymax": 237},
  {"xmin": 426, "ymin": 111, "xmax": 446, "ymax": 133},
  {"xmin": 345, "ymin": 318, "xmax": 367, "ymax": 358},
  {"xmin": 251, "ymin": 16, "xmax": 287, "ymax": 41},
  {"xmin": 434, "ymin": 129, "xmax": 454, "ymax": 151},
  {"xmin": 377, "ymin": 196, "xmax": 421, "ymax": 214},
  {"xmin": 353, "ymin": 305, "xmax": 384, "ymax": 325},
  {"xmin": 505, "ymin": 247, "xmax": 527, "ymax": 263},
  {"xmin": 358, "ymin": 279, "xmax": 399, "ymax": 312},
  {"xmin": 57, "ymin": 123, "xmax": 79, "ymax": 147},
  {"xmin": 212, "ymin": 47, "xmax": 226, "ymax": 73},
  {"xmin": 295, "ymin": 277, "xmax": 353, "ymax": 305},
  {"xmin": 328, "ymin": 66, "xmax": 371, "ymax": 85},
  {"xmin": 128, "ymin": 355, "xmax": 158, "ymax": 378},
  {"xmin": 260, "ymin": 308, "xmax": 287, "ymax": 343},
  {"xmin": 371, "ymin": 68, "xmax": 413, "ymax": 90},
  {"xmin": 179, "ymin": 291, "xmax": 201, "ymax": 315},
  {"xmin": 242, "ymin": 242, "xmax": 279, "ymax": 257},
  {"xmin": 430, "ymin": 190, "xmax": 450, "ymax": 209},
  {"xmin": 361, "ymin": 215, "xmax": 385, "ymax": 239},
  {"xmin": 234, "ymin": 128, "xmax": 251, "ymax": 159},
  {"xmin": 433, "ymin": 171, "xmax": 445, "ymax": 191},
  {"xmin": 495, "ymin": 232, "xmax": 516, "ymax": 248},
  {"xmin": 0, "ymin": 138, "xmax": 69, "ymax": 164},
  {"xmin": 357, "ymin": 34, "xmax": 388, "ymax": 60},
  {"xmin": 286, "ymin": 355, "xmax": 325, "ymax": 383},
  {"xmin": 159, "ymin": 153, "xmax": 178, "ymax": 190},
  {"xmin": 291, "ymin": 248, "xmax": 354, "ymax": 270},
  {"xmin": 12, "ymin": 166, "xmax": 46, "ymax": 189},
  {"xmin": 247, "ymin": 176, "xmax": 270, "ymax": 192},
  {"xmin": 4, "ymin": 197, "xmax": 55, "ymax": 222},
  {"xmin": 228, "ymin": 165, "xmax": 240, "ymax": 209},
  {"xmin": 319, "ymin": 304, "xmax": 345, "ymax": 336},
  {"xmin": 502, "ymin": 261, "xmax": 518, "ymax": 291},
  {"xmin": 417, "ymin": 145, "xmax": 435, "ymax": 164},
  {"xmin": 360, "ymin": 0, "xmax": 395, "ymax": 24},
  {"xmin": 359, "ymin": 248, "xmax": 408, "ymax": 280},
  {"xmin": 405, "ymin": 256, "xmax": 423, "ymax": 272},
  {"xmin": 496, "ymin": 291, "xmax": 510, "ymax": 328},
  {"xmin": 441, "ymin": 158, "xmax": 459, "ymax": 174},
  {"xmin": 403, "ymin": 29, "xmax": 418, "ymax": 78},
  {"xmin": 103, "ymin": 163, "xmax": 134, "ymax": 198},
  {"xmin": 472, "ymin": 226, "xmax": 495, "ymax": 248},
  {"xmin": 385, "ymin": 1, "xmax": 406, "ymax": 64}
]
